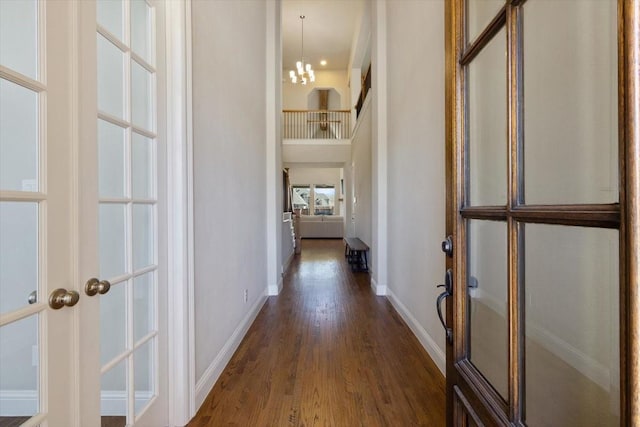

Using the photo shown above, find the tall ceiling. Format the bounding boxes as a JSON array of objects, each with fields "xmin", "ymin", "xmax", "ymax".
[{"xmin": 282, "ymin": 0, "xmax": 365, "ymax": 72}]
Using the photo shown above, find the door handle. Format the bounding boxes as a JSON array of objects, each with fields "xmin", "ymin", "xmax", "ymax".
[
  {"xmin": 436, "ymin": 269, "xmax": 453, "ymax": 343},
  {"xmin": 84, "ymin": 278, "xmax": 111, "ymax": 296},
  {"xmin": 28, "ymin": 290, "xmax": 37, "ymax": 304},
  {"xmin": 49, "ymin": 288, "xmax": 80, "ymax": 309}
]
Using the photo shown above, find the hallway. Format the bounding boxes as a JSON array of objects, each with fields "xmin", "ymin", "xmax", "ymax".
[{"xmin": 188, "ymin": 239, "xmax": 446, "ymax": 426}]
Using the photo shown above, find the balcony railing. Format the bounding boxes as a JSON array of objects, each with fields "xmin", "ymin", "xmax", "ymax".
[
  {"xmin": 355, "ymin": 64, "xmax": 371, "ymax": 119},
  {"xmin": 283, "ymin": 110, "xmax": 351, "ymax": 139}
]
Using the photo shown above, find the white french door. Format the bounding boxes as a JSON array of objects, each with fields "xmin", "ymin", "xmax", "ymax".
[
  {"xmin": 93, "ymin": 0, "xmax": 167, "ymax": 425},
  {"xmin": 0, "ymin": 1, "xmax": 167, "ymax": 426}
]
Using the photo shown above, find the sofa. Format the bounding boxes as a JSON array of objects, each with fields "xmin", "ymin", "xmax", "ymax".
[{"xmin": 298, "ymin": 215, "xmax": 344, "ymax": 238}]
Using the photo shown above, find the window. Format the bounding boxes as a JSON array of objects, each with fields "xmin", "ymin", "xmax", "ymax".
[
  {"xmin": 292, "ymin": 185, "xmax": 310, "ymax": 215},
  {"xmin": 291, "ymin": 184, "xmax": 336, "ymax": 216},
  {"xmin": 313, "ymin": 185, "xmax": 335, "ymax": 215}
]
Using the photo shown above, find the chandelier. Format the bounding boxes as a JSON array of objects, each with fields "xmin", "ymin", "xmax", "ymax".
[{"xmin": 289, "ymin": 15, "xmax": 315, "ymax": 85}]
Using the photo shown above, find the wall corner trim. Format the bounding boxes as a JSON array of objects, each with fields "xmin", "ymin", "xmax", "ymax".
[
  {"xmin": 194, "ymin": 295, "xmax": 268, "ymax": 411},
  {"xmin": 387, "ymin": 288, "xmax": 446, "ymax": 375}
]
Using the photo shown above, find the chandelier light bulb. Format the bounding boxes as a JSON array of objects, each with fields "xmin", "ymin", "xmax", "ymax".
[{"xmin": 289, "ymin": 15, "xmax": 315, "ymax": 85}]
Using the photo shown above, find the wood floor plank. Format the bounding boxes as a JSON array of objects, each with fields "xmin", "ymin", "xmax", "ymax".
[{"xmin": 188, "ymin": 239, "xmax": 446, "ymax": 426}]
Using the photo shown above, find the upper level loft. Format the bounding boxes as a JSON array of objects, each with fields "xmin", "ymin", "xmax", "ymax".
[
  {"xmin": 283, "ymin": 109, "xmax": 351, "ymax": 140},
  {"xmin": 282, "ymin": 64, "xmax": 371, "ymax": 143}
]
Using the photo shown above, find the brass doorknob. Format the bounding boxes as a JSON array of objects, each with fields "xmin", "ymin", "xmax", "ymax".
[
  {"xmin": 49, "ymin": 288, "xmax": 80, "ymax": 310},
  {"xmin": 84, "ymin": 278, "xmax": 111, "ymax": 296}
]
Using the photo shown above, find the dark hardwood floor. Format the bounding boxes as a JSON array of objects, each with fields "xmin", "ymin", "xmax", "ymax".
[{"xmin": 188, "ymin": 239, "xmax": 446, "ymax": 426}]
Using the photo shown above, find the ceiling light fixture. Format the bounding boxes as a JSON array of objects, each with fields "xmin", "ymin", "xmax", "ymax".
[
  {"xmin": 320, "ymin": 60, "xmax": 327, "ymax": 66},
  {"xmin": 289, "ymin": 15, "xmax": 315, "ymax": 85}
]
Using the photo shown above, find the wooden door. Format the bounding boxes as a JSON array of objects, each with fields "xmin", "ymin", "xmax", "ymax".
[
  {"xmin": 81, "ymin": 0, "xmax": 169, "ymax": 425},
  {"xmin": 443, "ymin": 0, "xmax": 640, "ymax": 425},
  {"xmin": 0, "ymin": 2, "xmax": 77, "ymax": 425}
]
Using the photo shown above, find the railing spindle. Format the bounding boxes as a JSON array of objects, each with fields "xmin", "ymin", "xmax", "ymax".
[{"xmin": 282, "ymin": 110, "xmax": 351, "ymax": 140}]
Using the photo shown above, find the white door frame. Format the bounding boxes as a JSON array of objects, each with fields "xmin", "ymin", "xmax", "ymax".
[{"xmin": 164, "ymin": 0, "xmax": 195, "ymax": 425}]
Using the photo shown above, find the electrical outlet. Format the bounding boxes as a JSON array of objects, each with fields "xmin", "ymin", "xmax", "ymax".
[{"xmin": 243, "ymin": 289, "xmax": 248, "ymax": 303}]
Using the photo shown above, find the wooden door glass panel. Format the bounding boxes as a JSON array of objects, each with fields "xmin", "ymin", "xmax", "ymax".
[
  {"xmin": 468, "ymin": 219, "xmax": 509, "ymax": 401},
  {"xmin": 467, "ymin": 0, "xmax": 505, "ymax": 46},
  {"xmin": 131, "ymin": 60, "xmax": 153, "ymax": 132},
  {"xmin": 0, "ymin": 79, "xmax": 39, "ymax": 193},
  {"xmin": 98, "ymin": 119, "xmax": 127, "ymax": 199},
  {"xmin": 133, "ymin": 203, "xmax": 154, "ymax": 271},
  {"xmin": 100, "ymin": 282, "xmax": 127, "ymax": 366},
  {"xmin": 133, "ymin": 339, "xmax": 155, "ymax": 415},
  {"xmin": 0, "ymin": 315, "xmax": 39, "ymax": 420},
  {"xmin": 131, "ymin": 133, "xmax": 154, "ymax": 199},
  {"xmin": 0, "ymin": 0, "xmax": 38, "ymax": 80},
  {"xmin": 523, "ymin": 0, "xmax": 618, "ymax": 205},
  {"xmin": 97, "ymin": 1, "xmax": 160, "ymax": 423},
  {"xmin": 0, "ymin": 202, "xmax": 38, "ymax": 315},
  {"xmin": 131, "ymin": 0, "xmax": 153, "ymax": 65},
  {"xmin": 468, "ymin": 28, "xmax": 507, "ymax": 207},
  {"xmin": 133, "ymin": 272, "xmax": 154, "ymax": 343},
  {"xmin": 99, "ymin": 203, "xmax": 128, "ymax": 280},
  {"xmin": 101, "ymin": 358, "xmax": 128, "ymax": 426},
  {"xmin": 97, "ymin": 0, "xmax": 125, "ymax": 43},
  {"xmin": 97, "ymin": 33, "xmax": 125, "ymax": 120},
  {"xmin": 524, "ymin": 223, "xmax": 619, "ymax": 426}
]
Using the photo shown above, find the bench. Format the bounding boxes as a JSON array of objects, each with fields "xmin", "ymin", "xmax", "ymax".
[{"xmin": 344, "ymin": 237, "xmax": 369, "ymax": 272}]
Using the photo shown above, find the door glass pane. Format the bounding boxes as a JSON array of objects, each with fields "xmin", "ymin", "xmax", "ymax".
[
  {"xmin": 523, "ymin": 0, "xmax": 617, "ymax": 204},
  {"xmin": 131, "ymin": 60, "xmax": 153, "ymax": 132},
  {"xmin": 100, "ymin": 281, "xmax": 127, "ymax": 366},
  {"xmin": 97, "ymin": 33, "xmax": 125, "ymax": 119},
  {"xmin": 97, "ymin": 0, "xmax": 124, "ymax": 42},
  {"xmin": 468, "ymin": 220, "xmax": 508, "ymax": 400},
  {"xmin": 524, "ymin": 224, "xmax": 619, "ymax": 426},
  {"xmin": 133, "ymin": 204, "xmax": 154, "ymax": 271},
  {"xmin": 133, "ymin": 272, "xmax": 154, "ymax": 343},
  {"xmin": 0, "ymin": 79, "xmax": 39, "ymax": 192},
  {"xmin": 0, "ymin": 315, "xmax": 39, "ymax": 419},
  {"xmin": 468, "ymin": 28, "xmax": 507, "ymax": 206},
  {"xmin": 467, "ymin": 0, "xmax": 504, "ymax": 45},
  {"xmin": 99, "ymin": 203, "xmax": 127, "ymax": 279},
  {"xmin": 101, "ymin": 358, "xmax": 128, "ymax": 427},
  {"xmin": 132, "ymin": 133, "xmax": 154, "ymax": 199},
  {"xmin": 0, "ymin": 0, "xmax": 37, "ymax": 79},
  {"xmin": 98, "ymin": 119, "xmax": 127, "ymax": 198},
  {"xmin": 134, "ymin": 339, "xmax": 154, "ymax": 415},
  {"xmin": 0, "ymin": 202, "xmax": 38, "ymax": 316},
  {"xmin": 131, "ymin": 0, "xmax": 153, "ymax": 64}
]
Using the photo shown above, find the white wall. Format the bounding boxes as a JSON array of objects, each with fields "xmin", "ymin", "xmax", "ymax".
[
  {"xmin": 191, "ymin": 0, "xmax": 269, "ymax": 405},
  {"xmin": 384, "ymin": 0, "xmax": 447, "ymax": 373},
  {"xmin": 282, "ymin": 70, "xmax": 350, "ymax": 110},
  {"xmin": 350, "ymin": 98, "xmax": 372, "ymax": 249}
]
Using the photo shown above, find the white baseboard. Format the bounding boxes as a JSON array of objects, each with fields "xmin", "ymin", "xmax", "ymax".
[
  {"xmin": 0, "ymin": 390, "xmax": 153, "ymax": 417},
  {"xmin": 370, "ymin": 277, "xmax": 387, "ymax": 296},
  {"xmin": 0, "ymin": 390, "xmax": 37, "ymax": 416},
  {"xmin": 194, "ymin": 294, "xmax": 268, "ymax": 409},
  {"xmin": 101, "ymin": 391, "xmax": 154, "ymax": 415},
  {"xmin": 386, "ymin": 289, "xmax": 446, "ymax": 375}
]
